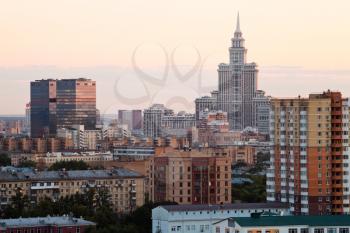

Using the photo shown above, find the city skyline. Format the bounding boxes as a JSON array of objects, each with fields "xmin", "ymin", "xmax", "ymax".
[{"xmin": 1, "ymin": 0, "xmax": 350, "ymax": 114}]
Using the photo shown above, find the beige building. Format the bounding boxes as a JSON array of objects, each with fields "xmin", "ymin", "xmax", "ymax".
[
  {"xmin": 0, "ymin": 167, "xmax": 144, "ymax": 213},
  {"xmin": 11, "ymin": 151, "xmax": 113, "ymax": 168}
]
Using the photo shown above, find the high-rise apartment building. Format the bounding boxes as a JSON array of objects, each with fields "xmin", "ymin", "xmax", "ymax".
[
  {"xmin": 56, "ymin": 78, "xmax": 96, "ymax": 130},
  {"xmin": 147, "ymin": 148, "xmax": 232, "ymax": 205},
  {"xmin": 217, "ymin": 14, "xmax": 258, "ymax": 131},
  {"xmin": 267, "ymin": 91, "xmax": 350, "ymax": 215},
  {"xmin": 30, "ymin": 79, "xmax": 57, "ymax": 137},
  {"xmin": 143, "ymin": 104, "xmax": 173, "ymax": 138}
]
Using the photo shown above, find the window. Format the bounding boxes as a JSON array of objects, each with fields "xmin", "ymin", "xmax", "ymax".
[
  {"xmin": 289, "ymin": 229, "xmax": 298, "ymax": 233},
  {"xmin": 327, "ymin": 228, "xmax": 336, "ymax": 233},
  {"xmin": 301, "ymin": 229, "xmax": 309, "ymax": 233},
  {"xmin": 314, "ymin": 229, "xmax": 324, "ymax": 233},
  {"xmin": 216, "ymin": 227, "xmax": 221, "ymax": 233},
  {"xmin": 340, "ymin": 229, "xmax": 349, "ymax": 233}
]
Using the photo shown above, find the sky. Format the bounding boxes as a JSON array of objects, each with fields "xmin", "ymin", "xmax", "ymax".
[{"xmin": 0, "ymin": 0, "xmax": 350, "ymax": 115}]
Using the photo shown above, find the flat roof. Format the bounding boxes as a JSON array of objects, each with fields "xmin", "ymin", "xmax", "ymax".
[
  {"xmin": 160, "ymin": 202, "xmax": 289, "ymax": 212},
  {"xmin": 229, "ymin": 215, "xmax": 350, "ymax": 227},
  {"xmin": 0, "ymin": 216, "xmax": 95, "ymax": 228}
]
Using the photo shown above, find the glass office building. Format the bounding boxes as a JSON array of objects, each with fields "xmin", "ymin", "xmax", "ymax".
[
  {"xmin": 30, "ymin": 78, "xmax": 96, "ymax": 138},
  {"xmin": 30, "ymin": 79, "xmax": 57, "ymax": 138},
  {"xmin": 56, "ymin": 79, "xmax": 96, "ymax": 130}
]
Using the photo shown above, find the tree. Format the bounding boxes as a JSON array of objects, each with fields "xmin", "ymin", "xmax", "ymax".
[
  {"xmin": 0, "ymin": 153, "xmax": 11, "ymax": 166},
  {"xmin": 18, "ymin": 160, "xmax": 37, "ymax": 168},
  {"xmin": 2, "ymin": 189, "xmax": 31, "ymax": 218},
  {"xmin": 48, "ymin": 160, "xmax": 90, "ymax": 171}
]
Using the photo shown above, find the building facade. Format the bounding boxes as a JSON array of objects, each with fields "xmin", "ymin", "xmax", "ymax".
[
  {"xmin": 0, "ymin": 216, "xmax": 95, "ymax": 233},
  {"xmin": 253, "ymin": 90, "xmax": 271, "ymax": 135},
  {"xmin": 56, "ymin": 78, "xmax": 97, "ymax": 130},
  {"xmin": 217, "ymin": 14, "xmax": 258, "ymax": 131},
  {"xmin": 0, "ymin": 167, "xmax": 145, "ymax": 213},
  {"xmin": 161, "ymin": 112, "xmax": 196, "ymax": 137},
  {"xmin": 118, "ymin": 110, "xmax": 143, "ymax": 132},
  {"xmin": 30, "ymin": 78, "xmax": 97, "ymax": 138},
  {"xmin": 214, "ymin": 215, "xmax": 350, "ymax": 233},
  {"xmin": 143, "ymin": 104, "xmax": 173, "ymax": 138},
  {"xmin": 30, "ymin": 79, "xmax": 57, "ymax": 137},
  {"xmin": 152, "ymin": 203, "xmax": 290, "ymax": 233},
  {"xmin": 113, "ymin": 145, "xmax": 155, "ymax": 161},
  {"xmin": 147, "ymin": 149, "xmax": 232, "ymax": 205},
  {"xmin": 267, "ymin": 91, "xmax": 350, "ymax": 215},
  {"xmin": 195, "ymin": 95, "xmax": 218, "ymax": 126}
]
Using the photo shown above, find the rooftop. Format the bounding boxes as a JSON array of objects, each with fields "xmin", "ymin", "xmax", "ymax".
[
  {"xmin": 0, "ymin": 216, "xmax": 95, "ymax": 228},
  {"xmin": 227, "ymin": 215, "xmax": 350, "ymax": 227},
  {"xmin": 160, "ymin": 202, "xmax": 289, "ymax": 212},
  {"xmin": 0, "ymin": 167, "xmax": 143, "ymax": 182}
]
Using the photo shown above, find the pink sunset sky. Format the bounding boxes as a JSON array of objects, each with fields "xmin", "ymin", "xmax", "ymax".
[{"xmin": 0, "ymin": 0, "xmax": 350, "ymax": 115}]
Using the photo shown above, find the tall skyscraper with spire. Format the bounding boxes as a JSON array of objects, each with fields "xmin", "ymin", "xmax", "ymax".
[{"xmin": 217, "ymin": 13, "xmax": 259, "ymax": 131}]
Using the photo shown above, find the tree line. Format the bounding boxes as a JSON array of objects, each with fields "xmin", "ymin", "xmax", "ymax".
[{"xmin": 0, "ymin": 188, "xmax": 176, "ymax": 233}]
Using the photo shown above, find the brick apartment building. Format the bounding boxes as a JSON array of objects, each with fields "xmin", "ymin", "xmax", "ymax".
[{"xmin": 267, "ymin": 91, "xmax": 350, "ymax": 215}]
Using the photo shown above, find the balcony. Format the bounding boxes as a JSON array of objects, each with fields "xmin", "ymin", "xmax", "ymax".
[{"xmin": 30, "ymin": 183, "xmax": 59, "ymax": 190}]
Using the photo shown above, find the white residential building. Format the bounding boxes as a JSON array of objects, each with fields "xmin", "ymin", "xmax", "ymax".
[{"xmin": 152, "ymin": 203, "xmax": 290, "ymax": 233}]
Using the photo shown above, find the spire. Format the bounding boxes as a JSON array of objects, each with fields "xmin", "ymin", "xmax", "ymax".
[{"xmin": 235, "ymin": 12, "xmax": 241, "ymax": 33}]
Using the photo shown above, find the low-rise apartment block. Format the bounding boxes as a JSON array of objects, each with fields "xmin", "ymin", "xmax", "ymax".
[
  {"xmin": 0, "ymin": 167, "xmax": 144, "ymax": 213},
  {"xmin": 152, "ymin": 202, "xmax": 290, "ymax": 233},
  {"xmin": 11, "ymin": 151, "xmax": 113, "ymax": 168}
]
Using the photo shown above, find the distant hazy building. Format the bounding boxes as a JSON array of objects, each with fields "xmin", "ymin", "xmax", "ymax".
[
  {"xmin": 143, "ymin": 104, "xmax": 173, "ymax": 138},
  {"xmin": 118, "ymin": 110, "xmax": 142, "ymax": 132},
  {"xmin": 113, "ymin": 145, "xmax": 155, "ymax": 160},
  {"xmin": 161, "ymin": 111, "xmax": 196, "ymax": 137},
  {"xmin": 217, "ymin": 14, "xmax": 258, "ymax": 131},
  {"xmin": 253, "ymin": 90, "xmax": 271, "ymax": 135},
  {"xmin": 30, "ymin": 79, "xmax": 57, "ymax": 137},
  {"xmin": 195, "ymin": 95, "xmax": 217, "ymax": 125},
  {"xmin": 56, "ymin": 78, "xmax": 96, "ymax": 130},
  {"xmin": 57, "ymin": 125, "xmax": 102, "ymax": 151},
  {"xmin": 198, "ymin": 110, "xmax": 230, "ymax": 146},
  {"xmin": 25, "ymin": 102, "xmax": 31, "ymax": 135},
  {"xmin": 102, "ymin": 123, "xmax": 131, "ymax": 139}
]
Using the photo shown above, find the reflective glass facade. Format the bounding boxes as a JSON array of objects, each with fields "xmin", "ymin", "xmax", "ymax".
[
  {"xmin": 30, "ymin": 79, "xmax": 57, "ymax": 138},
  {"xmin": 56, "ymin": 79, "xmax": 96, "ymax": 130}
]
